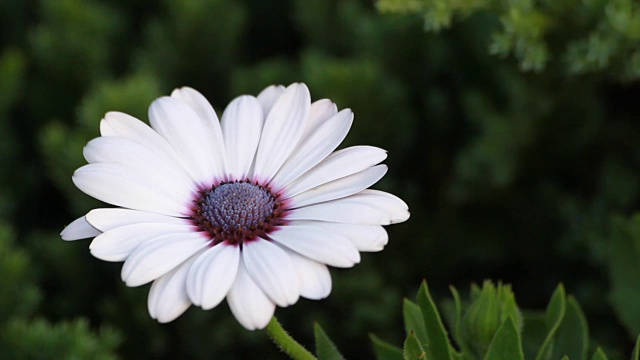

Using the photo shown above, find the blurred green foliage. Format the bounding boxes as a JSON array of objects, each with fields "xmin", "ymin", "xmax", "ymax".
[
  {"xmin": 1, "ymin": 319, "xmax": 121, "ymax": 360},
  {"xmin": 377, "ymin": 0, "xmax": 640, "ymax": 78},
  {"xmin": 0, "ymin": 224, "xmax": 40, "ymax": 323},
  {"xmin": 0, "ymin": 223, "xmax": 121, "ymax": 358},
  {"xmin": 0, "ymin": 0, "xmax": 638, "ymax": 358}
]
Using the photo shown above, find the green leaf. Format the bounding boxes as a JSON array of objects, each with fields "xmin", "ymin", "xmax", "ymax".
[
  {"xmin": 501, "ymin": 294, "xmax": 523, "ymax": 332},
  {"xmin": 483, "ymin": 317, "xmax": 524, "ymax": 360},
  {"xmin": 470, "ymin": 283, "xmax": 482, "ymax": 300},
  {"xmin": 404, "ymin": 299, "xmax": 428, "ymax": 348},
  {"xmin": 449, "ymin": 286, "xmax": 471, "ymax": 358},
  {"xmin": 534, "ymin": 284, "xmax": 566, "ymax": 360},
  {"xmin": 371, "ymin": 334, "xmax": 403, "ymax": 360},
  {"xmin": 521, "ymin": 311, "xmax": 547, "ymax": 359},
  {"xmin": 553, "ymin": 296, "xmax": 589, "ymax": 360},
  {"xmin": 449, "ymin": 286, "xmax": 463, "ymax": 345},
  {"xmin": 462, "ymin": 281, "xmax": 522, "ymax": 358},
  {"xmin": 417, "ymin": 281, "xmax": 453, "ymax": 360},
  {"xmin": 632, "ymin": 335, "xmax": 640, "ymax": 360},
  {"xmin": 314, "ymin": 323, "xmax": 345, "ymax": 360},
  {"xmin": 404, "ymin": 332, "xmax": 426, "ymax": 360},
  {"xmin": 608, "ymin": 215, "xmax": 640, "ymax": 335},
  {"xmin": 591, "ymin": 347, "xmax": 608, "ymax": 360}
]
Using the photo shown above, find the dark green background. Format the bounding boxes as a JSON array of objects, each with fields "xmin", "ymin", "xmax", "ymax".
[{"xmin": 0, "ymin": 0, "xmax": 639, "ymax": 358}]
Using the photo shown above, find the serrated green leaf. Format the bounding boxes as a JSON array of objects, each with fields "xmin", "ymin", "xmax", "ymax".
[
  {"xmin": 417, "ymin": 281, "xmax": 453, "ymax": 360},
  {"xmin": 404, "ymin": 332, "xmax": 426, "ymax": 360},
  {"xmin": 404, "ymin": 299, "xmax": 428, "ymax": 348},
  {"xmin": 314, "ymin": 323, "xmax": 345, "ymax": 360},
  {"xmin": 632, "ymin": 335, "xmax": 640, "ymax": 360},
  {"xmin": 535, "ymin": 284, "xmax": 566, "ymax": 360},
  {"xmin": 371, "ymin": 333, "xmax": 403, "ymax": 360},
  {"xmin": 591, "ymin": 347, "xmax": 608, "ymax": 360},
  {"xmin": 483, "ymin": 317, "xmax": 524, "ymax": 360},
  {"xmin": 553, "ymin": 296, "xmax": 588, "ymax": 360},
  {"xmin": 561, "ymin": 356, "xmax": 569, "ymax": 360}
]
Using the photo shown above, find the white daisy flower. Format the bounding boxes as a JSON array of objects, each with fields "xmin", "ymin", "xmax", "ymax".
[{"xmin": 61, "ymin": 83, "xmax": 409, "ymax": 330}]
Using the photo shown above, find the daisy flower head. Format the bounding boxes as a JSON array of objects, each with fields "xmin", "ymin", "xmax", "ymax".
[{"xmin": 61, "ymin": 83, "xmax": 410, "ymax": 330}]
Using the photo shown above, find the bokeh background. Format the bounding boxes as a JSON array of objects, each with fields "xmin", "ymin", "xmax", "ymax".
[{"xmin": 1, "ymin": 0, "xmax": 639, "ymax": 358}]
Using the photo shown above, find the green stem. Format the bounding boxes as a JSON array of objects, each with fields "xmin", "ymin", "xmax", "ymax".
[{"xmin": 265, "ymin": 316, "xmax": 317, "ymax": 360}]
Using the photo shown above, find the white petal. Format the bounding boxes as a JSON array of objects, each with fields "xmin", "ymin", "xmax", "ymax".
[
  {"xmin": 243, "ymin": 240, "xmax": 299, "ymax": 307},
  {"xmin": 73, "ymin": 163, "xmax": 190, "ymax": 216},
  {"xmin": 86, "ymin": 208, "xmax": 189, "ymax": 232},
  {"xmin": 89, "ymin": 222, "xmax": 196, "ymax": 262},
  {"xmin": 60, "ymin": 216, "xmax": 101, "ymax": 241},
  {"xmin": 121, "ymin": 232, "xmax": 210, "ymax": 287},
  {"xmin": 148, "ymin": 251, "xmax": 203, "ymax": 323},
  {"xmin": 271, "ymin": 109, "xmax": 353, "ymax": 191},
  {"xmin": 301, "ymin": 99, "xmax": 338, "ymax": 141},
  {"xmin": 281, "ymin": 247, "xmax": 332, "ymax": 300},
  {"xmin": 220, "ymin": 96, "xmax": 264, "ymax": 180},
  {"xmin": 291, "ymin": 220, "xmax": 388, "ymax": 252},
  {"xmin": 286, "ymin": 198, "xmax": 390, "ymax": 225},
  {"xmin": 256, "ymin": 85, "xmax": 285, "ymax": 115},
  {"xmin": 283, "ymin": 146, "xmax": 387, "ymax": 198},
  {"xmin": 149, "ymin": 97, "xmax": 223, "ymax": 185},
  {"xmin": 99, "ymin": 112, "xmax": 195, "ymax": 181},
  {"xmin": 83, "ymin": 136, "xmax": 195, "ymax": 194},
  {"xmin": 289, "ymin": 165, "xmax": 388, "ymax": 208},
  {"xmin": 253, "ymin": 83, "xmax": 310, "ymax": 182},
  {"xmin": 186, "ymin": 243, "xmax": 240, "ymax": 310},
  {"xmin": 227, "ymin": 259, "xmax": 276, "ymax": 330},
  {"xmin": 171, "ymin": 87, "xmax": 227, "ymax": 176},
  {"xmin": 347, "ymin": 190, "xmax": 410, "ymax": 224},
  {"xmin": 270, "ymin": 225, "xmax": 360, "ymax": 268}
]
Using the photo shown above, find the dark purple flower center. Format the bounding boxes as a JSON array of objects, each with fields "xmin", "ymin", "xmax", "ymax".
[{"xmin": 192, "ymin": 181, "xmax": 284, "ymax": 245}]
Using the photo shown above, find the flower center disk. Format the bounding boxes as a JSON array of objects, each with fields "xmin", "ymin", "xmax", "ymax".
[{"xmin": 192, "ymin": 181, "xmax": 283, "ymax": 245}]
